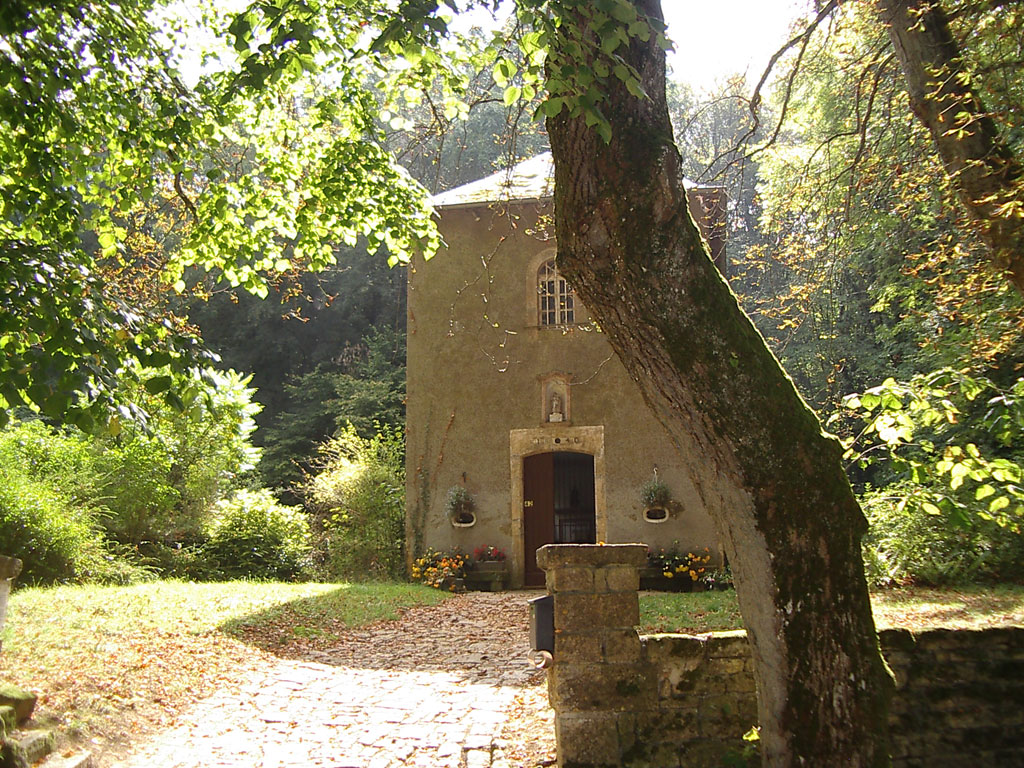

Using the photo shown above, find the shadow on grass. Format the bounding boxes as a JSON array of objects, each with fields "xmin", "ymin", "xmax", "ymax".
[{"xmin": 217, "ymin": 585, "xmax": 544, "ymax": 686}]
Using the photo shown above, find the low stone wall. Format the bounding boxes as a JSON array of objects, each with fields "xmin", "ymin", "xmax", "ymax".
[
  {"xmin": 883, "ymin": 626, "xmax": 1024, "ymax": 766},
  {"xmin": 537, "ymin": 544, "xmax": 1024, "ymax": 768}
]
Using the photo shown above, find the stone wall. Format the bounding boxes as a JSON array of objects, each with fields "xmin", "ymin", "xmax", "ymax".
[
  {"xmin": 537, "ymin": 544, "xmax": 1024, "ymax": 768},
  {"xmin": 883, "ymin": 626, "xmax": 1024, "ymax": 766}
]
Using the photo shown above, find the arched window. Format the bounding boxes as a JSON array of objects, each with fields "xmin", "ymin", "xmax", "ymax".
[{"xmin": 537, "ymin": 259, "xmax": 575, "ymax": 326}]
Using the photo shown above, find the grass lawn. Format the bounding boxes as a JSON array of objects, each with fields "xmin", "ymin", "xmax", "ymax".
[
  {"xmin": 639, "ymin": 584, "xmax": 1024, "ymax": 634},
  {"xmin": 0, "ymin": 580, "xmax": 449, "ymax": 747}
]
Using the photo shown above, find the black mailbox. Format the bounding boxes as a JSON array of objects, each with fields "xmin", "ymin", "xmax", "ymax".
[{"xmin": 528, "ymin": 594, "xmax": 554, "ymax": 654}]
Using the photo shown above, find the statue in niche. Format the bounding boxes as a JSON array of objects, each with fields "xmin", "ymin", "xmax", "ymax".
[{"xmin": 548, "ymin": 393, "xmax": 564, "ymax": 422}]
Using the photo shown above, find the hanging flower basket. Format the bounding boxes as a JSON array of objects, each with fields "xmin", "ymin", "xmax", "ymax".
[
  {"xmin": 446, "ymin": 486, "xmax": 476, "ymax": 527},
  {"xmin": 640, "ymin": 477, "xmax": 672, "ymax": 522}
]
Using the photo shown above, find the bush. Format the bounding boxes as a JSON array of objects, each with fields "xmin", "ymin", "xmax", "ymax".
[
  {"xmin": 842, "ymin": 371, "xmax": 1024, "ymax": 585},
  {"xmin": 0, "ymin": 463, "xmax": 135, "ymax": 585},
  {"xmin": 204, "ymin": 490, "xmax": 311, "ymax": 580},
  {"xmin": 137, "ymin": 542, "xmax": 222, "ymax": 581},
  {"xmin": 96, "ymin": 368, "xmax": 263, "ymax": 545},
  {"xmin": 0, "ymin": 367, "xmax": 263, "ymax": 552},
  {"xmin": 0, "ymin": 418, "xmax": 100, "ymax": 503},
  {"xmin": 304, "ymin": 425, "xmax": 405, "ymax": 581},
  {"xmin": 862, "ymin": 485, "xmax": 1024, "ymax": 586}
]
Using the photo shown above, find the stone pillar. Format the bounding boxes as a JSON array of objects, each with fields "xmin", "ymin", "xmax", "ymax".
[
  {"xmin": 537, "ymin": 543, "xmax": 650, "ymax": 768},
  {"xmin": 0, "ymin": 556, "xmax": 23, "ymax": 655}
]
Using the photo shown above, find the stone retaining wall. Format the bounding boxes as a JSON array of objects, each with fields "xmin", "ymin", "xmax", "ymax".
[{"xmin": 537, "ymin": 544, "xmax": 1024, "ymax": 768}]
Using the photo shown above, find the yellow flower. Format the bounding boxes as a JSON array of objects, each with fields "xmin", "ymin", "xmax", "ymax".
[
  {"xmin": 690, "ymin": 570, "xmax": 698, "ymax": 580},
  {"xmin": 663, "ymin": 570, "xmax": 673, "ymax": 578}
]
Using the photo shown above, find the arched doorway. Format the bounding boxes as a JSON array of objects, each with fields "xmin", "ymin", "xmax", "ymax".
[{"xmin": 523, "ymin": 451, "xmax": 596, "ymax": 586}]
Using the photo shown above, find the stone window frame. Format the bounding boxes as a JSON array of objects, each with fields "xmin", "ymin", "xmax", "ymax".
[{"xmin": 536, "ymin": 256, "xmax": 575, "ymax": 327}]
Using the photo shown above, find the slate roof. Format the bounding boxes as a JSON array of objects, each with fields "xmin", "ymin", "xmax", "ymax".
[
  {"xmin": 431, "ymin": 151, "xmax": 700, "ymax": 209},
  {"xmin": 431, "ymin": 152, "xmax": 555, "ymax": 209}
]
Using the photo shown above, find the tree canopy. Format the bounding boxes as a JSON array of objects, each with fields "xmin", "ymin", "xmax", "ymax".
[{"xmin": 0, "ymin": 0, "xmax": 442, "ymax": 428}]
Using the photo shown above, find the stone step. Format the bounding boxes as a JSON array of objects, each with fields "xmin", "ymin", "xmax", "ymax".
[
  {"xmin": 15, "ymin": 729, "xmax": 55, "ymax": 764},
  {"xmin": 36, "ymin": 750, "xmax": 94, "ymax": 768},
  {"xmin": 2, "ymin": 728, "xmax": 55, "ymax": 768}
]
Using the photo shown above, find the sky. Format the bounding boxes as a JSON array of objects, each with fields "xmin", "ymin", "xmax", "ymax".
[
  {"xmin": 173, "ymin": 0, "xmax": 813, "ymax": 95},
  {"xmin": 661, "ymin": 0, "xmax": 811, "ymax": 92}
]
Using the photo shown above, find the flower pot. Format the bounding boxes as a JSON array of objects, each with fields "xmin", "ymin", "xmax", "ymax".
[
  {"xmin": 440, "ymin": 576, "xmax": 466, "ymax": 593},
  {"xmin": 474, "ymin": 561, "xmax": 507, "ymax": 573},
  {"xmin": 466, "ymin": 561, "xmax": 508, "ymax": 592},
  {"xmin": 639, "ymin": 567, "xmax": 693, "ymax": 592}
]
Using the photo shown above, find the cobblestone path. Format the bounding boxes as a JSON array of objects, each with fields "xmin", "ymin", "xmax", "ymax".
[{"xmin": 109, "ymin": 592, "xmax": 555, "ymax": 768}]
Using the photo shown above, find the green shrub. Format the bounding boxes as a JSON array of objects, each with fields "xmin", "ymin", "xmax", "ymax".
[
  {"xmin": 204, "ymin": 490, "xmax": 311, "ymax": 580},
  {"xmin": 96, "ymin": 368, "xmax": 263, "ymax": 545},
  {"xmin": 137, "ymin": 542, "xmax": 222, "ymax": 581},
  {"xmin": 842, "ymin": 371, "xmax": 1024, "ymax": 585},
  {"xmin": 94, "ymin": 437, "xmax": 181, "ymax": 544},
  {"xmin": 0, "ymin": 366, "xmax": 263, "ymax": 552},
  {"xmin": 0, "ymin": 464, "xmax": 127, "ymax": 585},
  {"xmin": 0, "ymin": 418, "xmax": 100, "ymax": 504},
  {"xmin": 304, "ymin": 425, "xmax": 405, "ymax": 581},
  {"xmin": 862, "ymin": 485, "xmax": 1024, "ymax": 586}
]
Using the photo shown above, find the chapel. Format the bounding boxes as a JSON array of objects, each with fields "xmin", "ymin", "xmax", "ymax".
[{"xmin": 405, "ymin": 153, "xmax": 727, "ymax": 587}]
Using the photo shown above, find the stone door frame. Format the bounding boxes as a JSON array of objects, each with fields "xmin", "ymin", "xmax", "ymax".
[{"xmin": 509, "ymin": 426, "xmax": 606, "ymax": 587}]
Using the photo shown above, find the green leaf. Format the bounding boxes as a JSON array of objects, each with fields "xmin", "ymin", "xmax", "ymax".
[
  {"xmin": 610, "ymin": 1, "xmax": 637, "ymax": 23},
  {"xmin": 990, "ymin": 496, "xmax": 1010, "ymax": 513},
  {"xmin": 600, "ymin": 33, "xmax": 621, "ymax": 55},
  {"xmin": 503, "ymin": 85, "xmax": 521, "ymax": 107},
  {"xmin": 624, "ymin": 76, "xmax": 647, "ymax": 100},
  {"xmin": 144, "ymin": 375, "xmax": 173, "ymax": 395}
]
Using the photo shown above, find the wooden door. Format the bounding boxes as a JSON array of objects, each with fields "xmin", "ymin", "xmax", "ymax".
[{"xmin": 523, "ymin": 453, "xmax": 555, "ymax": 587}]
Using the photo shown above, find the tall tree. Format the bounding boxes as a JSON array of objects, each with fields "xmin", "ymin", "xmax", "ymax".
[
  {"xmin": 538, "ymin": 0, "xmax": 892, "ymax": 763},
  {"xmin": 879, "ymin": 0, "xmax": 1024, "ymax": 295}
]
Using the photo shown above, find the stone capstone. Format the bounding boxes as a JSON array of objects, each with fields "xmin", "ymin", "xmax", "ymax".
[
  {"xmin": 0, "ymin": 687, "xmax": 36, "ymax": 726},
  {"xmin": 0, "ymin": 559, "xmax": 21, "ymax": 581}
]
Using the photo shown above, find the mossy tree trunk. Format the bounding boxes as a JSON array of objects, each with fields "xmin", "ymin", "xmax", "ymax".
[{"xmin": 544, "ymin": 1, "xmax": 893, "ymax": 764}]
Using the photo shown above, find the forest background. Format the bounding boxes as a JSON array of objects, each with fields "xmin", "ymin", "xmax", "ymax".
[{"xmin": 2, "ymin": 0, "xmax": 1023, "ymax": 589}]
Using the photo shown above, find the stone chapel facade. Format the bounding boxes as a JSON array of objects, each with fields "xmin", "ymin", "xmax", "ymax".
[{"xmin": 405, "ymin": 154, "xmax": 727, "ymax": 587}]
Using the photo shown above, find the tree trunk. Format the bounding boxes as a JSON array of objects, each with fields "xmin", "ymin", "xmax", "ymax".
[
  {"xmin": 879, "ymin": 0, "xmax": 1024, "ymax": 294},
  {"xmin": 544, "ymin": 1, "xmax": 893, "ymax": 765}
]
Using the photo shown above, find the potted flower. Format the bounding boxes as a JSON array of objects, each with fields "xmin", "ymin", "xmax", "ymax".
[
  {"xmin": 466, "ymin": 545, "xmax": 508, "ymax": 592},
  {"xmin": 701, "ymin": 566, "xmax": 734, "ymax": 592},
  {"xmin": 446, "ymin": 485, "xmax": 476, "ymax": 527},
  {"xmin": 641, "ymin": 477, "xmax": 672, "ymax": 522},
  {"xmin": 411, "ymin": 547, "xmax": 468, "ymax": 591},
  {"xmin": 642, "ymin": 545, "xmax": 711, "ymax": 592}
]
